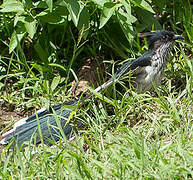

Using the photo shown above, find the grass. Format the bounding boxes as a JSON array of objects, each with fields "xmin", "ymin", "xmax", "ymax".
[{"xmin": 1, "ymin": 92, "xmax": 193, "ymax": 179}]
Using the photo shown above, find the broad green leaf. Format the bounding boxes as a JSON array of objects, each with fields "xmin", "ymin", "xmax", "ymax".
[
  {"xmin": 24, "ymin": 16, "xmax": 37, "ymax": 38},
  {"xmin": 64, "ymin": 0, "xmax": 90, "ymax": 37},
  {"xmin": 36, "ymin": 6, "xmax": 68, "ymax": 24},
  {"xmin": 99, "ymin": 2, "xmax": 121, "ymax": 29},
  {"xmin": 9, "ymin": 29, "xmax": 26, "ymax": 53},
  {"xmin": 117, "ymin": 10, "xmax": 136, "ymax": 41},
  {"xmin": 122, "ymin": 0, "xmax": 131, "ymax": 15},
  {"xmin": 118, "ymin": 10, "xmax": 137, "ymax": 24},
  {"xmin": 0, "ymin": 0, "xmax": 24, "ymax": 13},
  {"xmin": 51, "ymin": 76, "xmax": 61, "ymax": 92},
  {"xmin": 33, "ymin": 1, "xmax": 47, "ymax": 8},
  {"xmin": 46, "ymin": 0, "xmax": 53, "ymax": 12},
  {"xmin": 65, "ymin": 0, "xmax": 81, "ymax": 27},
  {"xmin": 24, "ymin": 0, "xmax": 33, "ymax": 9},
  {"xmin": 34, "ymin": 42, "xmax": 48, "ymax": 63},
  {"xmin": 135, "ymin": 8, "xmax": 162, "ymax": 31},
  {"xmin": 130, "ymin": 0, "xmax": 155, "ymax": 13},
  {"xmin": 14, "ymin": 15, "xmax": 25, "ymax": 26},
  {"xmin": 77, "ymin": 6, "xmax": 90, "ymax": 37}
]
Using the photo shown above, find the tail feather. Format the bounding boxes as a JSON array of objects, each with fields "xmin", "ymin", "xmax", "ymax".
[{"xmin": 0, "ymin": 101, "xmax": 78, "ymax": 147}]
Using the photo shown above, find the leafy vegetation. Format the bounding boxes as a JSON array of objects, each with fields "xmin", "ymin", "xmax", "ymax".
[{"xmin": 0, "ymin": 0, "xmax": 193, "ymax": 179}]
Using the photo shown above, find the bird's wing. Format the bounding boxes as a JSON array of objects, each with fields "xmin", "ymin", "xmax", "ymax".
[{"xmin": 93, "ymin": 51, "xmax": 152, "ymax": 93}]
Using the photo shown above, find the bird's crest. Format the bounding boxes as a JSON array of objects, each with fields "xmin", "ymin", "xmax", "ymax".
[{"xmin": 138, "ymin": 31, "xmax": 159, "ymax": 38}]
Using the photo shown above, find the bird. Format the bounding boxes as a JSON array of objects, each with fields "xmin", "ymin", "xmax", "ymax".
[{"xmin": 0, "ymin": 30, "xmax": 184, "ymax": 148}]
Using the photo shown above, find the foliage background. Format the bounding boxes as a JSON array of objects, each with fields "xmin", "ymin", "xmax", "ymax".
[{"xmin": 0, "ymin": 0, "xmax": 193, "ymax": 179}]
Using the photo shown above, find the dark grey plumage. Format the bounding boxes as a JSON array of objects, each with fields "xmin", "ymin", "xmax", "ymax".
[{"xmin": 0, "ymin": 30, "xmax": 184, "ymax": 148}]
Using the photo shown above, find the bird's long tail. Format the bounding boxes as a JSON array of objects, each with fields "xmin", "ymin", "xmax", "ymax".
[
  {"xmin": 0, "ymin": 101, "xmax": 78, "ymax": 148},
  {"xmin": 0, "ymin": 60, "xmax": 133, "ymax": 148}
]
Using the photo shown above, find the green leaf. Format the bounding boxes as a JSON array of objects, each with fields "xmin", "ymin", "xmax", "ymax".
[
  {"xmin": 118, "ymin": 10, "xmax": 137, "ymax": 24},
  {"xmin": 36, "ymin": 6, "xmax": 68, "ymax": 24},
  {"xmin": 33, "ymin": 1, "xmax": 47, "ymax": 9},
  {"xmin": 0, "ymin": 0, "xmax": 24, "ymax": 13},
  {"xmin": 65, "ymin": 0, "xmax": 81, "ymax": 27},
  {"xmin": 0, "ymin": 82, "xmax": 4, "ymax": 90},
  {"xmin": 32, "ymin": 64, "xmax": 48, "ymax": 73},
  {"xmin": 9, "ymin": 28, "xmax": 26, "ymax": 53},
  {"xmin": 103, "ymin": 21, "xmax": 129, "ymax": 58},
  {"xmin": 43, "ymin": 80, "xmax": 50, "ymax": 94},
  {"xmin": 64, "ymin": 0, "xmax": 90, "ymax": 37},
  {"xmin": 99, "ymin": 2, "xmax": 120, "ymax": 29},
  {"xmin": 0, "ymin": 72, "xmax": 25, "ymax": 81},
  {"xmin": 51, "ymin": 76, "xmax": 61, "ymax": 92},
  {"xmin": 14, "ymin": 15, "xmax": 25, "ymax": 26},
  {"xmin": 92, "ymin": 0, "xmax": 108, "ymax": 7},
  {"xmin": 135, "ymin": 8, "xmax": 162, "ymax": 31},
  {"xmin": 48, "ymin": 63, "xmax": 66, "ymax": 72},
  {"xmin": 77, "ymin": 6, "xmax": 90, "ymax": 38},
  {"xmin": 117, "ymin": 10, "xmax": 136, "ymax": 41},
  {"xmin": 46, "ymin": 0, "xmax": 53, "ymax": 12},
  {"xmin": 88, "ymin": 86, "xmax": 116, "ymax": 107},
  {"xmin": 134, "ymin": 145, "xmax": 141, "ymax": 159},
  {"xmin": 122, "ymin": 0, "xmax": 131, "ymax": 15},
  {"xmin": 153, "ymin": 0, "xmax": 165, "ymax": 10},
  {"xmin": 34, "ymin": 42, "xmax": 48, "ymax": 63},
  {"xmin": 130, "ymin": 0, "xmax": 155, "ymax": 13},
  {"xmin": 24, "ymin": 16, "xmax": 37, "ymax": 38}
]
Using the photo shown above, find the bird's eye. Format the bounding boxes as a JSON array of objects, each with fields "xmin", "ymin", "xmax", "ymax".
[{"xmin": 163, "ymin": 35, "xmax": 169, "ymax": 40}]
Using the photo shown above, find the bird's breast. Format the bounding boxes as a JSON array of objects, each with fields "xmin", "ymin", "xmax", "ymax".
[{"xmin": 134, "ymin": 64, "xmax": 164, "ymax": 92}]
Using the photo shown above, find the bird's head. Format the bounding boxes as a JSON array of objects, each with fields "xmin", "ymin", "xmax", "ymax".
[{"xmin": 139, "ymin": 30, "xmax": 184, "ymax": 50}]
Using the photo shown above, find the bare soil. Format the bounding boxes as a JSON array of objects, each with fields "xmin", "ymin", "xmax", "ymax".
[{"xmin": 0, "ymin": 103, "xmax": 33, "ymax": 151}]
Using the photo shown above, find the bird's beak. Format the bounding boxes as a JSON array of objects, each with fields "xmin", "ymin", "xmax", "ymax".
[{"xmin": 173, "ymin": 34, "xmax": 184, "ymax": 40}]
